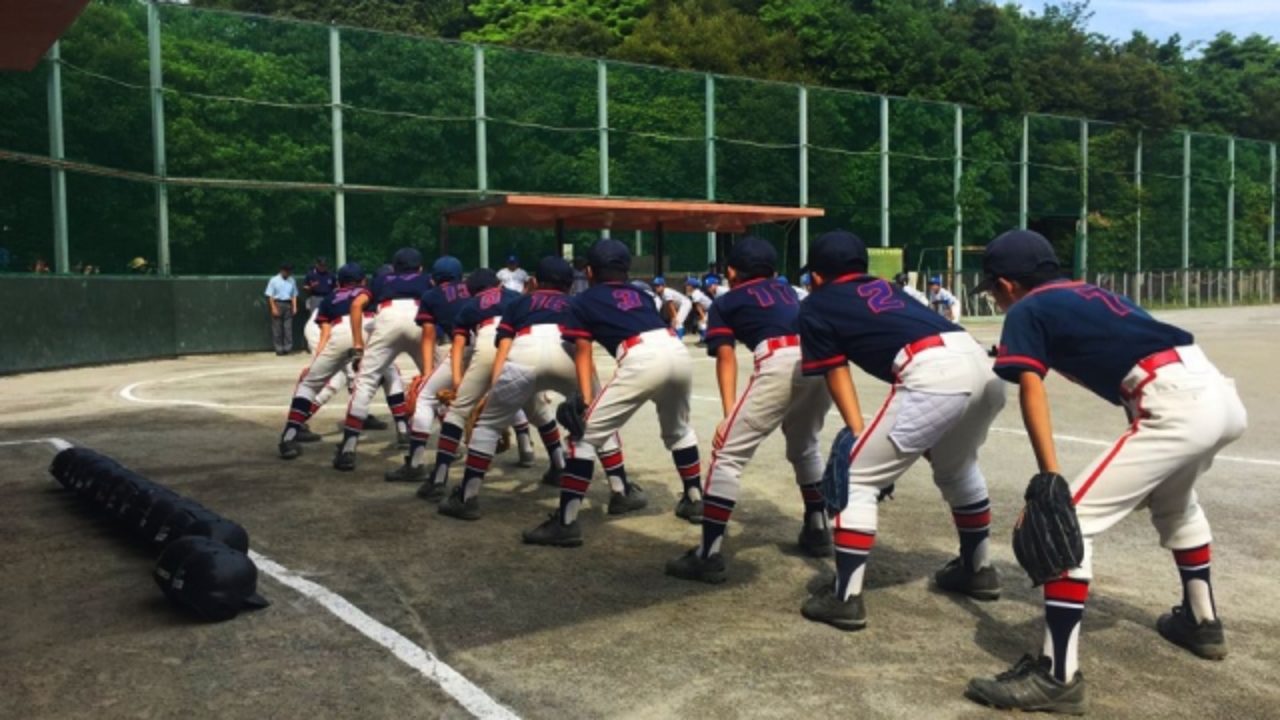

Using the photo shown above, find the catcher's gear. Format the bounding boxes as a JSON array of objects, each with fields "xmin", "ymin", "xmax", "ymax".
[
  {"xmin": 556, "ymin": 394, "xmax": 589, "ymax": 441},
  {"xmin": 819, "ymin": 427, "xmax": 857, "ymax": 513},
  {"xmin": 404, "ymin": 374, "xmax": 428, "ymax": 417},
  {"xmin": 1012, "ymin": 472, "xmax": 1085, "ymax": 586},
  {"xmin": 436, "ymin": 388, "xmax": 457, "ymax": 407}
]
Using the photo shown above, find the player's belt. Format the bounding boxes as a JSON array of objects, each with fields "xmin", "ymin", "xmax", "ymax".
[
  {"xmin": 753, "ymin": 334, "xmax": 800, "ymax": 359},
  {"xmin": 1118, "ymin": 348, "xmax": 1183, "ymax": 401},
  {"xmin": 619, "ymin": 328, "xmax": 677, "ymax": 354},
  {"xmin": 515, "ymin": 324, "xmax": 563, "ymax": 337},
  {"xmin": 892, "ymin": 334, "xmax": 946, "ymax": 375}
]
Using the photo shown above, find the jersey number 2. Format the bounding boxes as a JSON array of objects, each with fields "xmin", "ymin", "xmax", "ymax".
[{"xmin": 857, "ymin": 280, "xmax": 906, "ymax": 314}]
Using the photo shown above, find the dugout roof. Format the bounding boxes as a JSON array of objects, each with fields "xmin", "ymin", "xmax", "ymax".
[
  {"xmin": 443, "ymin": 195, "xmax": 824, "ymax": 234},
  {"xmin": 0, "ymin": 0, "xmax": 91, "ymax": 72}
]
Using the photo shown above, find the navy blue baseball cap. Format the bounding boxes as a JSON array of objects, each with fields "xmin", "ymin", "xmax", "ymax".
[
  {"xmin": 466, "ymin": 267, "xmax": 499, "ymax": 295},
  {"xmin": 392, "ymin": 247, "xmax": 423, "ymax": 272},
  {"xmin": 727, "ymin": 235, "xmax": 777, "ymax": 277},
  {"xmin": 431, "ymin": 255, "xmax": 463, "ymax": 282},
  {"xmin": 507, "ymin": 254, "xmax": 519, "ymax": 264},
  {"xmin": 977, "ymin": 229, "xmax": 1061, "ymax": 292},
  {"xmin": 536, "ymin": 256, "xmax": 574, "ymax": 287},
  {"xmin": 803, "ymin": 230, "xmax": 868, "ymax": 276},
  {"xmin": 336, "ymin": 262, "xmax": 364, "ymax": 284},
  {"xmin": 587, "ymin": 238, "xmax": 631, "ymax": 272}
]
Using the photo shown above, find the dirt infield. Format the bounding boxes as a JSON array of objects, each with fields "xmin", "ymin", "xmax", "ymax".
[{"xmin": 2, "ymin": 306, "xmax": 1278, "ymax": 719}]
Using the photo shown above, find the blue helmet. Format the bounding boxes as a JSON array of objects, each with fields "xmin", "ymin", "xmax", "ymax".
[
  {"xmin": 929, "ymin": 275, "xmax": 942, "ymax": 285},
  {"xmin": 703, "ymin": 275, "xmax": 721, "ymax": 289},
  {"xmin": 431, "ymin": 255, "xmax": 463, "ymax": 283},
  {"xmin": 653, "ymin": 276, "xmax": 666, "ymax": 287},
  {"xmin": 391, "ymin": 247, "xmax": 422, "ymax": 272},
  {"xmin": 777, "ymin": 275, "xmax": 788, "ymax": 285}
]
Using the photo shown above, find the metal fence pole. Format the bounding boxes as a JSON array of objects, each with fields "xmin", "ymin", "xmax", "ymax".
[
  {"xmin": 1078, "ymin": 119, "xmax": 1088, "ymax": 279},
  {"xmin": 1227, "ymin": 136, "xmax": 1235, "ymax": 304},
  {"xmin": 1271, "ymin": 142, "xmax": 1277, "ymax": 272},
  {"xmin": 147, "ymin": 1, "xmax": 170, "ymax": 275},
  {"xmin": 1019, "ymin": 115, "xmax": 1029, "ymax": 229},
  {"xmin": 953, "ymin": 104, "xmax": 963, "ymax": 293},
  {"xmin": 798, "ymin": 86, "xmax": 808, "ymax": 269},
  {"xmin": 705, "ymin": 74, "xmax": 715, "ymax": 264},
  {"xmin": 880, "ymin": 95, "xmax": 889, "ymax": 247},
  {"xmin": 474, "ymin": 46, "xmax": 488, "ymax": 267},
  {"xmin": 1182, "ymin": 131, "xmax": 1191, "ymax": 305},
  {"xmin": 329, "ymin": 26, "xmax": 346, "ymax": 265},
  {"xmin": 1134, "ymin": 130, "xmax": 1143, "ymax": 301},
  {"xmin": 597, "ymin": 60, "xmax": 609, "ymax": 240},
  {"xmin": 46, "ymin": 41, "xmax": 69, "ymax": 274}
]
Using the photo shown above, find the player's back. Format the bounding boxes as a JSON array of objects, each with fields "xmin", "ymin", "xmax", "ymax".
[
  {"xmin": 316, "ymin": 286, "xmax": 371, "ymax": 325},
  {"xmin": 375, "ymin": 271, "xmax": 430, "ymax": 303},
  {"xmin": 709, "ymin": 278, "xmax": 799, "ymax": 350},
  {"xmin": 564, "ymin": 282, "xmax": 667, "ymax": 356},
  {"xmin": 417, "ymin": 281, "xmax": 472, "ymax": 335},
  {"xmin": 501, "ymin": 289, "xmax": 573, "ymax": 337}
]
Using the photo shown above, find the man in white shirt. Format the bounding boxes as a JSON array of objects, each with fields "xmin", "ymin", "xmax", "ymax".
[
  {"xmin": 928, "ymin": 275, "xmax": 962, "ymax": 322},
  {"xmin": 653, "ymin": 277, "xmax": 693, "ymax": 338},
  {"xmin": 895, "ymin": 272, "xmax": 929, "ymax": 306},
  {"xmin": 497, "ymin": 255, "xmax": 529, "ymax": 293}
]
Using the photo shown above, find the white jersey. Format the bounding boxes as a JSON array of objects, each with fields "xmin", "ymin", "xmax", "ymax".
[
  {"xmin": 689, "ymin": 288, "xmax": 712, "ymax": 311},
  {"xmin": 497, "ymin": 267, "xmax": 529, "ymax": 293},
  {"xmin": 929, "ymin": 286, "xmax": 961, "ymax": 321},
  {"xmin": 659, "ymin": 287, "xmax": 692, "ymax": 326},
  {"xmin": 793, "ymin": 286, "xmax": 809, "ymax": 302},
  {"xmin": 902, "ymin": 284, "xmax": 928, "ymax": 306},
  {"xmin": 713, "ymin": 285, "xmax": 729, "ymax": 299}
]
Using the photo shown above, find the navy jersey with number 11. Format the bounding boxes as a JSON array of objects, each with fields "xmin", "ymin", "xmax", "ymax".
[
  {"xmin": 497, "ymin": 289, "xmax": 573, "ymax": 342},
  {"xmin": 562, "ymin": 282, "xmax": 666, "ymax": 356},
  {"xmin": 799, "ymin": 273, "xmax": 959, "ymax": 384},
  {"xmin": 705, "ymin": 277, "xmax": 799, "ymax": 354}
]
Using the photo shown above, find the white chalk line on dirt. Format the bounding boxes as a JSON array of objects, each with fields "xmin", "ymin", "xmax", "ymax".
[
  {"xmin": 114, "ymin": 365, "xmax": 1280, "ymax": 469},
  {"xmin": 1, "ymin": 436, "xmax": 519, "ymax": 720}
]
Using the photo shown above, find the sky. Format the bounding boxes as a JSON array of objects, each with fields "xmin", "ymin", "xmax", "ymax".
[{"xmin": 1018, "ymin": 0, "xmax": 1280, "ymax": 47}]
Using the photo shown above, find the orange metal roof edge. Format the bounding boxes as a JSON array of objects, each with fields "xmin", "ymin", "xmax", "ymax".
[{"xmin": 444, "ymin": 195, "xmax": 824, "ymax": 229}]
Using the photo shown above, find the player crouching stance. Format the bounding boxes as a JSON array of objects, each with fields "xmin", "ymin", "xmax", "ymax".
[
  {"xmin": 523, "ymin": 239, "xmax": 703, "ymax": 547},
  {"xmin": 666, "ymin": 237, "xmax": 832, "ymax": 583},
  {"xmin": 964, "ymin": 230, "xmax": 1247, "ymax": 714},
  {"xmin": 798, "ymin": 230, "xmax": 1006, "ymax": 631}
]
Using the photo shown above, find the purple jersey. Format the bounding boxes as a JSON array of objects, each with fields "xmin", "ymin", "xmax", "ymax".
[
  {"xmin": 497, "ymin": 289, "xmax": 573, "ymax": 342},
  {"xmin": 416, "ymin": 281, "xmax": 472, "ymax": 336},
  {"xmin": 705, "ymin": 277, "xmax": 799, "ymax": 355},
  {"xmin": 452, "ymin": 287, "xmax": 521, "ymax": 341},
  {"xmin": 315, "ymin": 286, "xmax": 371, "ymax": 325},
  {"xmin": 562, "ymin": 281, "xmax": 667, "ymax": 356},
  {"xmin": 799, "ymin": 272, "xmax": 959, "ymax": 384},
  {"xmin": 305, "ymin": 268, "xmax": 335, "ymax": 297},
  {"xmin": 375, "ymin": 271, "xmax": 431, "ymax": 303},
  {"xmin": 994, "ymin": 280, "xmax": 1193, "ymax": 405}
]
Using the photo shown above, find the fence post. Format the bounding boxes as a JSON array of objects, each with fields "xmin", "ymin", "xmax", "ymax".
[
  {"xmin": 1270, "ymin": 142, "xmax": 1276, "ymax": 277},
  {"xmin": 474, "ymin": 45, "xmax": 488, "ymax": 266},
  {"xmin": 880, "ymin": 95, "xmax": 890, "ymax": 247},
  {"xmin": 1078, "ymin": 119, "xmax": 1088, "ymax": 279},
  {"xmin": 798, "ymin": 85, "xmax": 808, "ymax": 270},
  {"xmin": 329, "ymin": 26, "xmax": 346, "ymax": 266},
  {"xmin": 1019, "ymin": 114, "xmax": 1029, "ymax": 229},
  {"xmin": 953, "ymin": 104, "xmax": 963, "ymax": 294},
  {"xmin": 147, "ymin": 1, "xmax": 170, "ymax": 275},
  {"xmin": 1134, "ymin": 129, "xmax": 1143, "ymax": 302},
  {"xmin": 46, "ymin": 41, "xmax": 69, "ymax": 274},
  {"xmin": 1182, "ymin": 131, "xmax": 1191, "ymax": 305},
  {"xmin": 1227, "ymin": 136, "xmax": 1235, "ymax": 305},
  {"xmin": 597, "ymin": 60, "xmax": 610, "ymax": 240},
  {"xmin": 705, "ymin": 74, "xmax": 715, "ymax": 264}
]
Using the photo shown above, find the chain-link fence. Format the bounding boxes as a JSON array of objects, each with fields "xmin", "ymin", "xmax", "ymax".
[{"xmin": 0, "ymin": 1, "xmax": 1276, "ymax": 308}]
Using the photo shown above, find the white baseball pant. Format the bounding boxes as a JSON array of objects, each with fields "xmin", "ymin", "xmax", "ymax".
[{"xmin": 345, "ymin": 299, "xmax": 423, "ymax": 429}]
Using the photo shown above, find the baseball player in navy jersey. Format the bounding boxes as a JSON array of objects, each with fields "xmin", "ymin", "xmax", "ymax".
[
  {"xmin": 278, "ymin": 263, "xmax": 402, "ymax": 459},
  {"xmin": 653, "ymin": 277, "xmax": 692, "ymax": 339},
  {"xmin": 797, "ymin": 230, "xmax": 1006, "ymax": 632},
  {"xmin": 964, "ymin": 230, "xmax": 1247, "ymax": 714},
  {"xmin": 439, "ymin": 257, "xmax": 635, "ymax": 521},
  {"xmin": 302, "ymin": 288, "xmax": 390, "ymax": 435},
  {"xmin": 665, "ymin": 237, "xmax": 832, "ymax": 583},
  {"xmin": 333, "ymin": 249, "xmax": 430, "ymax": 471},
  {"xmin": 522, "ymin": 239, "xmax": 702, "ymax": 547}
]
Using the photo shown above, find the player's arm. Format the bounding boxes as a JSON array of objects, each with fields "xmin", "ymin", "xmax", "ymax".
[
  {"xmin": 314, "ymin": 322, "xmax": 333, "ymax": 357},
  {"xmin": 714, "ymin": 345, "xmax": 738, "ymax": 418},
  {"xmin": 450, "ymin": 332, "xmax": 467, "ymax": 388},
  {"xmin": 418, "ymin": 323, "xmax": 437, "ymax": 378},
  {"xmin": 489, "ymin": 337, "xmax": 514, "ymax": 388},
  {"xmin": 824, "ymin": 366, "xmax": 865, "ymax": 436},
  {"xmin": 349, "ymin": 294, "xmax": 368, "ymax": 351},
  {"xmin": 574, "ymin": 338, "xmax": 596, "ymax": 404},
  {"xmin": 1017, "ymin": 371, "xmax": 1060, "ymax": 474}
]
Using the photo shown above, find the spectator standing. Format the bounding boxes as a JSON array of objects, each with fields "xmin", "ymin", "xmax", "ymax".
[
  {"xmin": 498, "ymin": 255, "xmax": 529, "ymax": 293},
  {"xmin": 265, "ymin": 263, "xmax": 299, "ymax": 355},
  {"xmin": 303, "ymin": 256, "xmax": 334, "ymax": 312},
  {"xmin": 928, "ymin": 275, "xmax": 962, "ymax": 322}
]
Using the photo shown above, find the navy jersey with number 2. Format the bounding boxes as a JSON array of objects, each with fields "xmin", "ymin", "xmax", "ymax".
[
  {"xmin": 562, "ymin": 282, "xmax": 666, "ymax": 356},
  {"xmin": 994, "ymin": 280, "xmax": 1192, "ymax": 405},
  {"xmin": 706, "ymin": 278, "xmax": 799, "ymax": 354},
  {"xmin": 799, "ymin": 273, "xmax": 959, "ymax": 384}
]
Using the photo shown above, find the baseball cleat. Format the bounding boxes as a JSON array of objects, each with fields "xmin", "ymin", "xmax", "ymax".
[
  {"xmin": 518, "ymin": 446, "xmax": 536, "ymax": 468},
  {"xmin": 415, "ymin": 478, "xmax": 448, "ymax": 503},
  {"xmin": 294, "ymin": 426, "xmax": 322, "ymax": 443},
  {"xmin": 801, "ymin": 591, "xmax": 867, "ymax": 631},
  {"xmin": 665, "ymin": 548, "xmax": 727, "ymax": 584},
  {"xmin": 522, "ymin": 513, "xmax": 583, "ymax": 547},
  {"xmin": 797, "ymin": 524, "xmax": 834, "ymax": 557},
  {"xmin": 332, "ymin": 450, "xmax": 356, "ymax": 472},
  {"xmin": 964, "ymin": 655, "xmax": 1086, "ymax": 715},
  {"xmin": 607, "ymin": 483, "xmax": 649, "ymax": 515},
  {"xmin": 385, "ymin": 460, "xmax": 430, "ymax": 483},
  {"xmin": 363, "ymin": 414, "xmax": 389, "ymax": 431},
  {"xmin": 541, "ymin": 465, "xmax": 562, "ymax": 486},
  {"xmin": 395, "ymin": 430, "xmax": 410, "ymax": 448},
  {"xmin": 1157, "ymin": 606, "xmax": 1227, "ymax": 660},
  {"xmin": 933, "ymin": 556, "xmax": 1001, "ymax": 601},
  {"xmin": 674, "ymin": 496, "xmax": 704, "ymax": 524},
  {"xmin": 438, "ymin": 487, "xmax": 481, "ymax": 521},
  {"xmin": 278, "ymin": 441, "xmax": 302, "ymax": 460}
]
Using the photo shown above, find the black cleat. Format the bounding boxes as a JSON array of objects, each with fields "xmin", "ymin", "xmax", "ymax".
[
  {"xmin": 933, "ymin": 556, "xmax": 1001, "ymax": 601},
  {"xmin": 801, "ymin": 591, "xmax": 867, "ymax": 632},
  {"xmin": 541, "ymin": 465, "xmax": 562, "ymax": 487},
  {"xmin": 797, "ymin": 524, "xmax": 833, "ymax": 557},
  {"xmin": 438, "ymin": 487, "xmax": 481, "ymax": 521},
  {"xmin": 333, "ymin": 450, "xmax": 356, "ymax": 472},
  {"xmin": 665, "ymin": 548, "xmax": 727, "ymax": 584},
  {"xmin": 1157, "ymin": 606, "xmax": 1227, "ymax": 660},
  {"xmin": 385, "ymin": 460, "xmax": 430, "ymax": 483},
  {"xmin": 965, "ymin": 655, "xmax": 1087, "ymax": 715},
  {"xmin": 607, "ymin": 483, "xmax": 649, "ymax": 515},
  {"xmin": 278, "ymin": 441, "xmax": 302, "ymax": 460},
  {"xmin": 395, "ymin": 430, "xmax": 410, "ymax": 448},
  {"xmin": 416, "ymin": 478, "xmax": 448, "ymax": 503},
  {"xmin": 674, "ymin": 496, "xmax": 703, "ymax": 524},
  {"xmin": 805, "ymin": 570, "xmax": 835, "ymax": 596},
  {"xmin": 294, "ymin": 426, "xmax": 322, "ymax": 443},
  {"xmin": 522, "ymin": 513, "xmax": 582, "ymax": 547},
  {"xmin": 363, "ymin": 414, "xmax": 389, "ymax": 431}
]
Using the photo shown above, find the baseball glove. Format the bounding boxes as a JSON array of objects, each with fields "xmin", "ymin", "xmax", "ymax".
[
  {"xmin": 436, "ymin": 388, "xmax": 457, "ymax": 407},
  {"xmin": 819, "ymin": 427, "xmax": 857, "ymax": 514},
  {"xmin": 1012, "ymin": 472, "xmax": 1085, "ymax": 586},
  {"xmin": 404, "ymin": 374, "xmax": 427, "ymax": 418},
  {"xmin": 556, "ymin": 394, "xmax": 589, "ymax": 441}
]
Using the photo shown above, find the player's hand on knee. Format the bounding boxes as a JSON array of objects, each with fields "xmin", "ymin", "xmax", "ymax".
[
  {"xmin": 436, "ymin": 388, "xmax": 457, "ymax": 407},
  {"xmin": 712, "ymin": 419, "xmax": 728, "ymax": 451}
]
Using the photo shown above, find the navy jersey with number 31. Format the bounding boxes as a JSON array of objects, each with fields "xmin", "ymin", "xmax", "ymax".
[
  {"xmin": 562, "ymin": 282, "xmax": 666, "ymax": 356},
  {"xmin": 706, "ymin": 278, "xmax": 799, "ymax": 354}
]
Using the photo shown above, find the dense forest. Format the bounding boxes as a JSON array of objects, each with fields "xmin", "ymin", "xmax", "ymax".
[{"xmin": 0, "ymin": 0, "xmax": 1276, "ymax": 276}]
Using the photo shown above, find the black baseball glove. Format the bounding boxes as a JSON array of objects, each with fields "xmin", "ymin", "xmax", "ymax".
[
  {"xmin": 1012, "ymin": 472, "xmax": 1085, "ymax": 586},
  {"xmin": 556, "ymin": 394, "xmax": 589, "ymax": 441}
]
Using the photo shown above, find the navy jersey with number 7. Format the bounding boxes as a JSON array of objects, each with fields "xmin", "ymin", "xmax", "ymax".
[
  {"xmin": 562, "ymin": 281, "xmax": 667, "ymax": 356},
  {"xmin": 706, "ymin": 277, "xmax": 800, "ymax": 354},
  {"xmin": 799, "ymin": 273, "xmax": 959, "ymax": 383}
]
